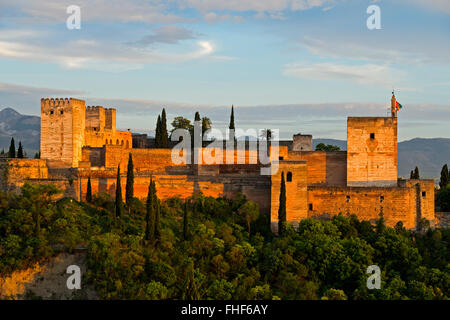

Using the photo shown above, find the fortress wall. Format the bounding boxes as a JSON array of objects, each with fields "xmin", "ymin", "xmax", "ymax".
[
  {"xmin": 77, "ymin": 168, "xmax": 270, "ymax": 213},
  {"xmin": 0, "ymin": 159, "xmax": 49, "ymax": 192},
  {"xmin": 271, "ymin": 161, "xmax": 308, "ymax": 230},
  {"xmin": 347, "ymin": 117, "xmax": 398, "ymax": 187},
  {"xmin": 307, "ymin": 182, "xmax": 434, "ymax": 229},
  {"xmin": 287, "ymin": 151, "xmax": 347, "ymax": 186},
  {"xmin": 405, "ymin": 179, "xmax": 435, "ymax": 223},
  {"xmin": 84, "ymin": 129, "xmax": 132, "ymax": 149}
]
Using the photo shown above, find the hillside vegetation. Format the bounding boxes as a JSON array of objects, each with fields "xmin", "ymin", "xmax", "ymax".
[{"xmin": 0, "ymin": 183, "xmax": 449, "ymax": 300}]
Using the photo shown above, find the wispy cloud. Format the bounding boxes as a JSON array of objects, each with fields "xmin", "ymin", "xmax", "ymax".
[
  {"xmin": 0, "ymin": 29, "xmax": 219, "ymax": 71},
  {"xmin": 282, "ymin": 62, "xmax": 398, "ymax": 86},
  {"xmin": 128, "ymin": 26, "xmax": 197, "ymax": 47}
]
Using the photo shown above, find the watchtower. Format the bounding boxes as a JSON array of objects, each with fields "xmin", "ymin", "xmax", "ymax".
[
  {"xmin": 40, "ymin": 98, "xmax": 86, "ymax": 167},
  {"xmin": 346, "ymin": 95, "xmax": 398, "ymax": 187}
]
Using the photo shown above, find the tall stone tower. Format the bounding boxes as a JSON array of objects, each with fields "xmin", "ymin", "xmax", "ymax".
[
  {"xmin": 346, "ymin": 96, "xmax": 398, "ymax": 187},
  {"xmin": 40, "ymin": 98, "xmax": 86, "ymax": 168}
]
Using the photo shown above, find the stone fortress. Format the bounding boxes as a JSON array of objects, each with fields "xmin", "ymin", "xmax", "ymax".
[{"xmin": 0, "ymin": 94, "xmax": 436, "ymax": 231}]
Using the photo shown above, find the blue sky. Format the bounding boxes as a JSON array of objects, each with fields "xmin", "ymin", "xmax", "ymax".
[{"xmin": 0, "ymin": 0, "xmax": 449, "ymax": 140}]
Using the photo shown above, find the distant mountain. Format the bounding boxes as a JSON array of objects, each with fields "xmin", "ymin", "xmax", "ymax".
[
  {"xmin": 0, "ymin": 107, "xmax": 40, "ymax": 155},
  {"xmin": 314, "ymin": 138, "xmax": 450, "ymax": 179},
  {"xmin": 1, "ymin": 107, "xmax": 448, "ymax": 179}
]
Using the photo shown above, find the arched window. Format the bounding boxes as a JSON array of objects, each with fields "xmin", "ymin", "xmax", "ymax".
[
  {"xmin": 121, "ymin": 140, "xmax": 124, "ymax": 146},
  {"xmin": 105, "ymin": 139, "xmax": 108, "ymax": 145},
  {"xmin": 126, "ymin": 141, "xmax": 129, "ymax": 149},
  {"xmin": 116, "ymin": 139, "xmax": 119, "ymax": 145},
  {"xmin": 109, "ymin": 139, "xmax": 112, "ymax": 144},
  {"xmin": 287, "ymin": 172, "xmax": 293, "ymax": 182}
]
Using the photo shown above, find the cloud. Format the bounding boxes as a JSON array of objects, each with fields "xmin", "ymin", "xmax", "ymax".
[
  {"xmin": 301, "ymin": 36, "xmax": 449, "ymax": 65},
  {"xmin": 203, "ymin": 12, "xmax": 245, "ymax": 24},
  {"xmin": 129, "ymin": 26, "xmax": 197, "ymax": 47},
  {"xmin": 0, "ymin": 0, "xmax": 338, "ymax": 26},
  {"xmin": 0, "ymin": 0, "xmax": 188, "ymax": 25},
  {"xmin": 0, "ymin": 29, "xmax": 218, "ymax": 71},
  {"xmin": 180, "ymin": 0, "xmax": 335, "ymax": 13},
  {"xmin": 405, "ymin": 0, "xmax": 450, "ymax": 14},
  {"xmin": 283, "ymin": 62, "xmax": 398, "ymax": 86}
]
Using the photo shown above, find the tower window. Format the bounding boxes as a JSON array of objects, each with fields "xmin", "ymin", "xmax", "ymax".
[
  {"xmin": 60, "ymin": 110, "xmax": 64, "ymax": 114},
  {"xmin": 50, "ymin": 110, "xmax": 54, "ymax": 115},
  {"xmin": 380, "ymin": 196, "xmax": 384, "ymax": 202},
  {"xmin": 279, "ymin": 156, "xmax": 284, "ymax": 160},
  {"xmin": 287, "ymin": 172, "xmax": 293, "ymax": 182},
  {"xmin": 309, "ymin": 203, "xmax": 313, "ymax": 210},
  {"xmin": 422, "ymin": 191, "xmax": 426, "ymax": 197},
  {"xmin": 370, "ymin": 133, "xmax": 375, "ymax": 139}
]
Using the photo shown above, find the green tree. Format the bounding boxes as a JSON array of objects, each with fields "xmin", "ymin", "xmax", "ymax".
[
  {"xmin": 125, "ymin": 153, "xmax": 134, "ymax": 206},
  {"xmin": 17, "ymin": 141, "xmax": 24, "ymax": 158},
  {"xmin": 439, "ymin": 164, "xmax": 449, "ymax": 189},
  {"xmin": 260, "ymin": 129, "xmax": 272, "ymax": 141},
  {"xmin": 155, "ymin": 115, "xmax": 162, "ymax": 147},
  {"xmin": 34, "ymin": 152, "xmax": 40, "ymax": 159},
  {"xmin": 86, "ymin": 176, "xmax": 92, "ymax": 203},
  {"xmin": 183, "ymin": 200, "xmax": 189, "ymax": 240},
  {"xmin": 115, "ymin": 165, "xmax": 123, "ymax": 218},
  {"xmin": 238, "ymin": 201, "xmax": 260, "ymax": 234},
  {"xmin": 437, "ymin": 186, "xmax": 450, "ymax": 211},
  {"xmin": 171, "ymin": 116, "xmax": 193, "ymax": 134},
  {"xmin": 155, "ymin": 198, "xmax": 161, "ymax": 241},
  {"xmin": 145, "ymin": 178, "xmax": 155, "ymax": 242},
  {"xmin": 161, "ymin": 108, "xmax": 168, "ymax": 148},
  {"xmin": 410, "ymin": 170, "xmax": 414, "ymax": 179},
  {"xmin": 228, "ymin": 105, "xmax": 235, "ymax": 141},
  {"xmin": 278, "ymin": 171, "xmax": 287, "ymax": 236},
  {"xmin": 315, "ymin": 143, "xmax": 340, "ymax": 152},
  {"xmin": 8, "ymin": 137, "xmax": 15, "ymax": 158},
  {"xmin": 202, "ymin": 117, "xmax": 212, "ymax": 137},
  {"xmin": 229, "ymin": 105, "xmax": 235, "ymax": 130},
  {"xmin": 414, "ymin": 166, "xmax": 420, "ymax": 179}
]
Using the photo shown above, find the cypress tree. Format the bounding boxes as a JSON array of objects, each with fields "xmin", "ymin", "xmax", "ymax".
[
  {"xmin": 183, "ymin": 200, "xmax": 189, "ymax": 240},
  {"xmin": 8, "ymin": 137, "xmax": 15, "ymax": 158},
  {"xmin": 414, "ymin": 166, "xmax": 420, "ymax": 179},
  {"xmin": 145, "ymin": 178, "xmax": 155, "ymax": 242},
  {"xmin": 194, "ymin": 111, "xmax": 201, "ymax": 122},
  {"xmin": 126, "ymin": 153, "xmax": 134, "ymax": 206},
  {"xmin": 155, "ymin": 198, "xmax": 161, "ymax": 241},
  {"xmin": 229, "ymin": 105, "xmax": 235, "ymax": 130},
  {"xmin": 115, "ymin": 165, "xmax": 123, "ymax": 217},
  {"xmin": 278, "ymin": 171, "xmax": 287, "ymax": 236},
  {"xmin": 161, "ymin": 108, "xmax": 168, "ymax": 148},
  {"xmin": 86, "ymin": 176, "xmax": 92, "ymax": 203},
  {"xmin": 228, "ymin": 105, "xmax": 235, "ymax": 141},
  {"xmin": 17, "ymin": 141, "xmax": 24, "ymax": 158},
  {"xmin": 439, "ymin": 164, "xmax": 449, "ymax": 189},
  {"xmin": 155, "ymin": 115, "xmax": 162, "ymax": 147},
  {"xmin": 410, "ymin": 170, "xmax": 414, "ymax": 179}
]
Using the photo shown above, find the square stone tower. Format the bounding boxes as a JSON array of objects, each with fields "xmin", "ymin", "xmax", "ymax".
[
  {"xmin": 40, "ymin": 98, "xmax": 86, "ymax": 167},
  {"xmin": 346, "ymin": 115, "xmax": 398, "ymax": 187}
]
